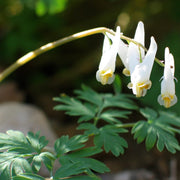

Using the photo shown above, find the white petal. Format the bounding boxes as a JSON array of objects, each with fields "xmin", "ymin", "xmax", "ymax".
[
  {"xmin": 113, "ymin": 26, "xmax": 121, "ymax": 52},
  {"xmin": 134, "ymin": 21, "xmax": 145, "ymax": 46},
  {"xmin": 115, "ymin": 25, "xmax": 128, "ymax": 65},
  {"xmin": 134, "ymin": 21, "xmax": 145, "ymax": 58},
  {"xmin": 96, "ymin": 27, "xmax": 120, "ymax": 85},
  {"xmin": 128, "ymin": 37, "xmax": 156, "ymax": 97},
  {"xmin": 161, "ymin": 78, "xmax": 175, "ymax": 95},
  {"xmin": 157, "ymin": 94, "xmax": 164, "ymax": 106},
  {"xmin": 131, "ymin": 37, "xmax": 156, "ymax": 81},
  {"xmin": 164, "ymin": 47, "xmax": 175, "ymax": 77},
  {"xmin": 98, "ymin": 49, "xmax": 114, "ymax": 70},
  {"xmin": 98, "ymin": 28, "xmax": 120, "ymax": 71},
  {"xmin": 169, "ymin": 53, "xmax": 175, "ymax": 76},
  {"xmin": 158, "ymin": 48, "xmax": 177, "ymax": 108},
  {"xmin": 127, "ymin": 43, "xmax": 139, "ymax": 74},
  {"xmin": 165, "ymin": 47, "xmax": 170, "ymax": 62},
  {"xmin": 127, "ymin": 21, "xmax": 145, "ymax": 74},
  {"xmin": 102, "ymin": 34, "xmax": 111, "ymax": 54},
  {"xmin": 118, "ymin": 39, "xmax": 129, "ymax": 69},
  {"xmin": 96, "ymin": 70, "xmax": 101, "ymax": 83},
  {"xmin": 139, "ymin": 36, "xmax": 157, "ymax": 80},
  {"xmin": 171, "ymin": 95, "xmax": 178, "ymax": 106},
  {"xmin": 106, "ymin": 26, "xmax": 121, "ymax": 51}
]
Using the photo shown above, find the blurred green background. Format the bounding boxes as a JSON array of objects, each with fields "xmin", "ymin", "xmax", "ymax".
[{"xmin": 0, "ymin": 0, "xmax": 180, "ymax": 116}]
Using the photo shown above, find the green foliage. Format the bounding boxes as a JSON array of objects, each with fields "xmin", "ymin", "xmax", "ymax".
[
  {"xmin": 0, "ymin": 85, "xmax": 180, "ymax": 179},
  {"xmin": 35, "ymin": 0, "xmax": 69, "ymax": 16},
  {"xmin": 54, "ymin": 84, "xmax": 138, "ymax": 123},
  {"xmin": 54, "ymin": 95, "xmax": 96, "ymax": 121},
  {"xmin": 94, "ymin": 125, "xmax": 128, "ymax": 156},
  {"xmin": 0, "ymin": 130, "xmax": 105, "ymax": 179},
  {"xmin": 13, "ymin": 173, "xmax": 45, "ymax": 180},
  {"xmin": 54, "ymin": 85, "xmax": 180, "ymax": 156},
  {"xmin": 132, "ymin": 107, "xmax": 180, "ymax": 153},
  {"xmin": 113, "ymin": 74, "xmax": 122, "ymax": 94},
  {"xmin": 54, "ymin": 85, "xmax": 138, "ymax": 156},
  {"xmin": 54, "ymin": 135, "xmax": 88, "ymax": 157},
  {"xmin": 0, "ymin": 131, "xmax": 55, "ymax": 179},
  {"xmin": 54, "ymin": 136, "xmax": 109, "ymax": 179},
  {"xmin": 77, "ymin": 123, "xmax": 128, "ymax": 157}
]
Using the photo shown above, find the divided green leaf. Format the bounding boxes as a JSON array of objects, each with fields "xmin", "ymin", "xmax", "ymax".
[
  {"xmin": 74, "ymin": 84, "xmax": 103, "ymax": 107},
  {"xmin": 103, "ymin": 94, "xmax": 138, "ymax": 110},
  {"xmin": 53, "ymin": 96, "xmax": 96, "ymax": 120},
  {"xmin": 132, "ymin": 108, "xmax": 180, "ymax": 153},
  {"xmin": 54, "ymin": 147, "xmax": 109, "ymax": 179},
  {"xmin": 54, "ymin": 135, "xmax": 88, "ymax": 157},
  {"xmin": 53, "ymin": 85, "xmax": 137, "ymax": 125},
  {"xmin": 53, "ymin": 130, "xmax": 109, "ymax": 179},
  {"xmin": 100, "ymin": 109, "xmax": 131, "ymax": 124},
  {"xmin": 94, "ymin": 125, "xmax": 128, "ymax": 156},
  {"xmin": 0, "ymin": 130, "xmax": 48, "ymax": 154},
  {"xmin": 77, "ymin": 123, "xmax": 99, "ymax": 136},
  {"xmin": 0, "ymin": 153, "xmax": 32, "ymax": 179},
  {"xmin": 0, "ymin": 130, "xmax": 54, "ymax": 179}
]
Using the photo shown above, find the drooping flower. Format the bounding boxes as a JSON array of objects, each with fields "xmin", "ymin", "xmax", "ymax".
[
  {"xmin": 158, "ymin": 47, "xmax": 177, "ymax": 108},
  {"xmin": 127, "ymin": 21, "xmax": 157, "ymax": 97},
  {"xmin": 96, "ymin": 26, "xmax": 120, "ymax": 85}
]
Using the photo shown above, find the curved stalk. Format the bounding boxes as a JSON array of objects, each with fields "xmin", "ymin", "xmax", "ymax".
[
  {"xmin": 0, "ymin": 27, "xmax": 113, "ymax": 82},
  {"xmin": 0, "ymin": 27, "xmax": 163, "ymax": 82}
]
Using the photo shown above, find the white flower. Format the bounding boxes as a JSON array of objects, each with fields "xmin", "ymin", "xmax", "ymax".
[
  {"xmin": 127, "ymin": 21, "xmax": 157, "ymax": 97},
  {"xmin": 96, "ymin": 26, "xmax": 120, "ymax": 85},
  {"xmin": 158, "ymin": 47, "xmax": 177, "ymax": 108}
]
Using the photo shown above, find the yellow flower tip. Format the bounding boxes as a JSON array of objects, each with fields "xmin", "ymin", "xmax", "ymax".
[
  {"xmin": 122, "ymin": 68, "xmax": 130, "ymax": 76},
  {"xmin": 128, "ymin": 81, "xmax": 151, "ymax": 97},
  {"xmin": 99, "ymin": 69, "xmax": 113, "ymax": 85},
  {"xmin": 163, "ymin": 97, "xmax": 171, "ymax": 108},
  {"xmin": 136, "ymin": 81, "xmax": 152, "ymax": 97},
  {"xmin": 158, "ymin": 94, "xmax": 177, "ymax": 108},
  {"xmin": 127, "ymin": 82, "xmax": 133, "ymax": 89}
]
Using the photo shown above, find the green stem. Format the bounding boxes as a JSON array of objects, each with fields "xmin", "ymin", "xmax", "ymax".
[
  {"xmin": 94, "ymin": 100, "xmax": 105, "ymax": 126},
  {"xmin": 0, "ymin": 27, "xmax": 164, "ymax": 82},
  {"xmin": 0, "ymin": 27, "xmax": 113, "ymax": 82}
]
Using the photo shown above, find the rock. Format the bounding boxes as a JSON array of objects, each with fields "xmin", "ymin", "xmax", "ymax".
[
  {"xmin": 0, "ymin": 102, "xmax": 58, "ymax": 177},
  {"xmin": 0, "ymin": 102, "xmax": 57, "ymax": 146}
]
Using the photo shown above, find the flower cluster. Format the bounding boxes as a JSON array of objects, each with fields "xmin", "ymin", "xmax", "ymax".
[{"xmin": 96, "ymin": 21, "xmax": 177, "ymax": 108}]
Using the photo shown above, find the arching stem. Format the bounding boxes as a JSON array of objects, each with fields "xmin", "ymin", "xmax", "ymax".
[{"xmin": 0, "ymin": 27, "xmax": 163, "ymax": 82}]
